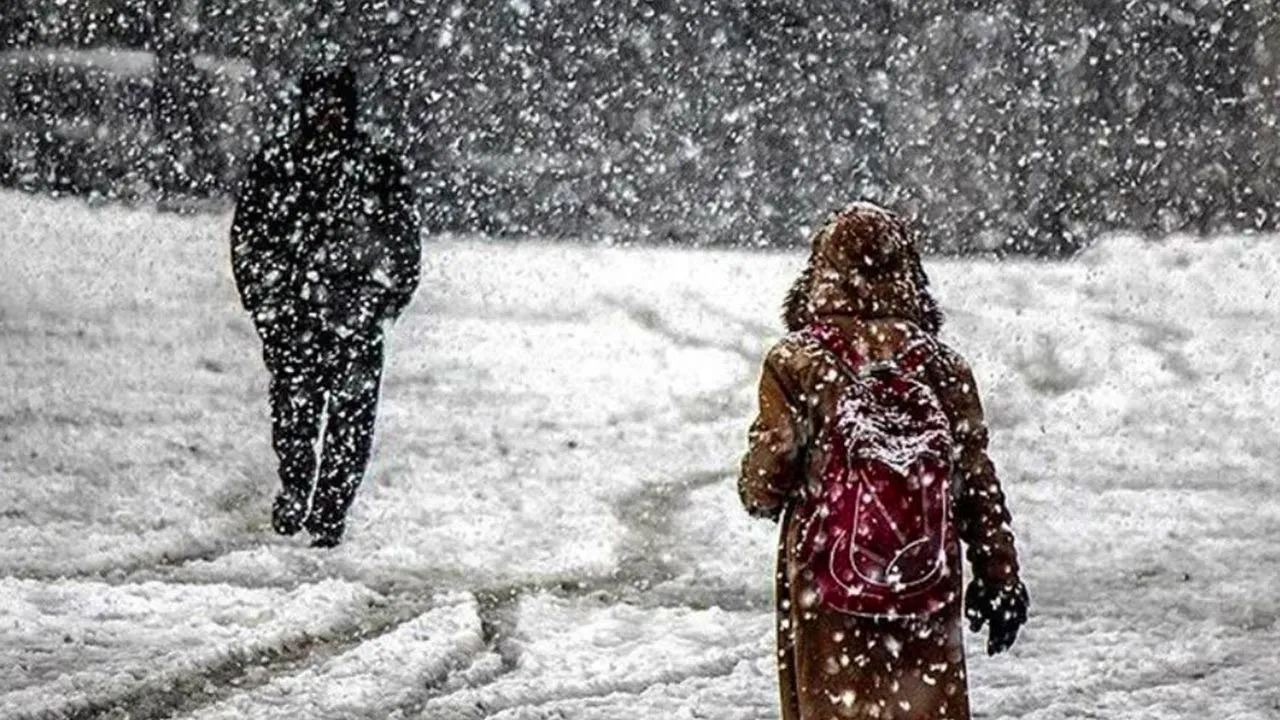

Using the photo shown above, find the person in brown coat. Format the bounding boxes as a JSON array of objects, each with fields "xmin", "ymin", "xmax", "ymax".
[{"xmin": 738, "ymin": 202, "xmax": 1028, "ymax": 720}]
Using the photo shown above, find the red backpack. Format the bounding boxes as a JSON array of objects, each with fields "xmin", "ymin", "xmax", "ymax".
[{"xmin": 794, "ymin": 322, "xmax": 958, "ymax": 618}]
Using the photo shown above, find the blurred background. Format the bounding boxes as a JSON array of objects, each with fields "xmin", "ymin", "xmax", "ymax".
[{"xmin": 0, "ymin": 0, "xmax": 1276, "ymax": 254}]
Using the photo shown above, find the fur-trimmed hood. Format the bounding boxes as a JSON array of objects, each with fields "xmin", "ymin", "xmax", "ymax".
[{"xmin": 783, "ymin": 201, "xmax": 943, "ymax": 334}]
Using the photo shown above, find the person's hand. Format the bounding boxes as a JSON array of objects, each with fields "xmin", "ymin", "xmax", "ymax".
[{"xmin": 965, "ymin": 577, "xmax": 1029, "ymax": 655}]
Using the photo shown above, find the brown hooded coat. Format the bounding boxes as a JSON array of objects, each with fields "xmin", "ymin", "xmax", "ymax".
[{"xmin": 739, "ymin": 204, "xmax": 1021, "ymax": 720}]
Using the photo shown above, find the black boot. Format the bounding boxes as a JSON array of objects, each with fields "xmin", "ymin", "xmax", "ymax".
[
  {"xmin": 271, "ymin": 487, "xmax": 309, "ymax": 536},
  {"xmin": 305, "ymin": 511, "xmax": 345, "ymax": 548}
]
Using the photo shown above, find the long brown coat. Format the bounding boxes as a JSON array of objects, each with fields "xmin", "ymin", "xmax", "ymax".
[{"xmin": 739, "ymin": 204, "xmax": 1021, "ymax": 720}]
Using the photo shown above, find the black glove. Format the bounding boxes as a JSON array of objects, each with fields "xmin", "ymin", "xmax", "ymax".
[{"xmin": 965, "ymin": 578, "xmax": 1029, "ymax": 656}]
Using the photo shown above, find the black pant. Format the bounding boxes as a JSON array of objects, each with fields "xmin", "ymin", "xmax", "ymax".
[{"xmin": 261, "ymin": 324, "xmax": 384, "ymax": 533}]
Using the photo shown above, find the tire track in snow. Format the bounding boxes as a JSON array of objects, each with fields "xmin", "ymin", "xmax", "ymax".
[
  {"xmin": 3, "ymin": 531, "xmax": 267, "ymax": 586},
  {"xmin": 9, "ymin": 560, "xmax": 764, "ymax": 613},
  {"xmin": 11, "ymin": 576, "xmax": 582, "ymax": 720},
  {"xmin": 150, "ymin": 469, "xmax": 757, "ymax": 718},
  {"xmin": 179, "ymin": 594, "xmax": 490, "ymax": 720},
  {"xmin": 415, "ymin": 641, "xmax": 761, "ymax": 720},
  {"xmin": 39, "ymin": 575, "xmax": 748, "ymax": 720},
  {"xmin": 4, "ymin": 523, "xmax": 297, "ymax": 587},
  {"xmin": 613, "ymin": 470, "xmax": 731, "ymax": 588},
  {"xmin": 8, "ymin": 458, "xmax": 760, "ymax": 715},
  {"xmin": 478, "ymin": 659, "xmax": 768, "ymax": 720},
  {"xmin": 2, "ymin": 462, "xmax": 274, "ymax": 584},
  {"xmin": 12, "ymin": 297, "xmax": 766, "ymax": 717},
  {"xmin": 613, "ymin": 469, "xmax": 772, "ymax": 614},
  {"xmin": 29, "ymin": 594, "xmax": 438, "ymax": 720}
]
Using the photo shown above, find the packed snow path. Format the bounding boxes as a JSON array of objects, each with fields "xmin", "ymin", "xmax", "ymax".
[{"xmin": 2, "ymin": 192, "xmax": 1279, "ymax": 719}]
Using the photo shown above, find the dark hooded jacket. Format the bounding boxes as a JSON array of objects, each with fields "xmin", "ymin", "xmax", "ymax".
[
  {"xmin": 739, "ymin": 203, "xmax": 1021, "ymax": 720},
  {"xmin": 230, "ymin": 67, "xmax": 420, "ymax": 340}
]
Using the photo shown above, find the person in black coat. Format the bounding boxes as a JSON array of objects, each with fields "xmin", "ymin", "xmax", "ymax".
[{"xmin": 230, "ymin": 65, "xmax": 421, "ymax": 547}]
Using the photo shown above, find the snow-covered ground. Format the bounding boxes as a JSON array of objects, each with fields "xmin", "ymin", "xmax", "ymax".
[{"xmin": 2, "ymin": 190, "xmax": 1279, "ymax": 719}]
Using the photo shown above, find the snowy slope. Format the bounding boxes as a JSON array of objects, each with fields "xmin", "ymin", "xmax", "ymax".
[{"xmin": 2, "ymin": 191, "xmax": 1279, "ymax": 718}]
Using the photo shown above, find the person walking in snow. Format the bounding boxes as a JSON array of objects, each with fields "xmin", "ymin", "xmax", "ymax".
[
  {"xmin": 231, "ymin": 64, "xmax": 421, "ymax": 548},
  {"xmin": 738, "ymin": 202, "xmax": 1028, "ymax": 719}
]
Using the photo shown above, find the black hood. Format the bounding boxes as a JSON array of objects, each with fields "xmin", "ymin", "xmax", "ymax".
[{"xmin": 298, "ymin": 65, "xmax": 359, "ymax": 140}]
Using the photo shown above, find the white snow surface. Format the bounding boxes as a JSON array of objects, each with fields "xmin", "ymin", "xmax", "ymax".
[
  {"xmin": 0, "ymin": 578, "xmax": 380, "ymax": 718},
  {"xmin": 2, "ymin": 191, "xmax": 1279, "ymax": 718},
  {"xmin": 186, "ymin": 592, "xmax": 484, "ymax": 720}
]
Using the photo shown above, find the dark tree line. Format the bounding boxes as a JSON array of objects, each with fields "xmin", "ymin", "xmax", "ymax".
[{"xmin": 3, "ymin": 0, "xmax": 1278, "ymax": 253}]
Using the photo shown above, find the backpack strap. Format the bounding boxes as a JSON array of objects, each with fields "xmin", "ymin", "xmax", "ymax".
[
  {"xmin": 896, "ymin": 336, "xmax": 936, "ymax": 376},
  {"xmin": 803, "ymin": 322, "xmax": 935, "ymax": 378},
  {"xmin": 802, "ymin": 322, "xmax": 866, "ymax": 376}
]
